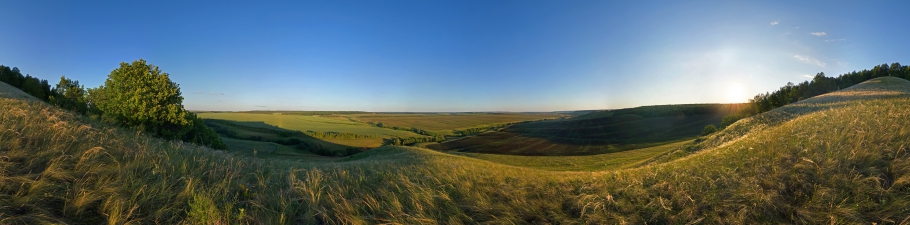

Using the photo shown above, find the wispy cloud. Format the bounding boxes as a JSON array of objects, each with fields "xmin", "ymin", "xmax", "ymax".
[
  {"xmin": 793, "ymin": 55, "xmax": 826, "ymax": 67},
  {"xmin": 209, "ymin": 92, "xmax": 224, "ymax": 95},
  {"xmin": 811, "ymin": 32, "xmax": 827, "ymax": 37},
  {"xmin": 803, "ymin": 74, "xmax": 814, "ymax": 78},
  {"xmin": 255, "ymin": 105, "xmax": 267, "ymax": 108},
  {"xmin": 770, "ymin": 20, "xmax": 779, "ymax": 26},
  {"xmin": 825, "ymin": 38, "xmax": 846, "ymax": 42}
]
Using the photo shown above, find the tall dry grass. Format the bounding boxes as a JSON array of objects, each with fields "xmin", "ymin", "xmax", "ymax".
[{"xmin": 1, "ymin": 77, "xmax": 909, "ymax": 224}]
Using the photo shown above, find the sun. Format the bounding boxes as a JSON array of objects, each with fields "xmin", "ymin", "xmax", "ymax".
[{"xmin": 725, "ymin": 82, "xmax": 747, "ymax": 103}]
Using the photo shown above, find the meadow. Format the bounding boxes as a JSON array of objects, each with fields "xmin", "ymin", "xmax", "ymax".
[{"xmin": 2, "ymin": 77, "xmax": 910, "ymax": 223}]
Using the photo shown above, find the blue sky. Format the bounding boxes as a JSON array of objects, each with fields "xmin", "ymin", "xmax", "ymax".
[{"xmin": 1, "ymin": 1, "xmax": 908, "ymax": 112}]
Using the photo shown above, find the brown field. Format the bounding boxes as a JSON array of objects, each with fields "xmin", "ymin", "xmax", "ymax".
[{"xmin": 427, "ymin": 107, "xmax": 736, "ymax": 156}]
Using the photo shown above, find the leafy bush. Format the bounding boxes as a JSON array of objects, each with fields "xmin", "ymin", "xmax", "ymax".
[{"xmin": 700, "ymin": 124, "xmax": 717, "ymax": 136}]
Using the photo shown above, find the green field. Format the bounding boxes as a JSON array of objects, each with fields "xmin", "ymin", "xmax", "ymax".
[
  {"xmin": 198, "ymin": 112, "xmax": 424, "ymax": 150},
  {"xmin": 198, "ymin": 112, "xmax": 423, "ymax": 137},
  {"xmin": 205, "ymin": 119, "xmax": 384, "ymax": 150},
  {"xmin": 348, "ymin": 113, "xmax": 563, "ymax": 135},
  {"xmin": 4, "ymin": 77, "xmax": 910, "ymax": 223}
]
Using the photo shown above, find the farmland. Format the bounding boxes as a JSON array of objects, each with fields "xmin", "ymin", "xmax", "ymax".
[
  {"xmin": 347, "ymin": 113, "xmax": 563, "ymax": 135},
  {"xmin": 197, "ymin": 112, "xmax": 422, "ymax": 137},
  {"xmin": 200, "ymin": 112, "xmax": 565, "ymax": 157},
  {"xmin": 428, "ymin": 103, "xmax": 746, "ymax": 155}
]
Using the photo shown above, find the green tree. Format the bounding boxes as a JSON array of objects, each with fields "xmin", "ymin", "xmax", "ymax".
[
  {"xmin": 21, "ymin": 75, "xmax": 47, "ymax": 100},
  {"xmin": 51, "ymin": 75, "xmax": 88, "ymax": 114},
  {"xmin": 94, "ymin": 59, "xmax": 190, "ymax": 139},
  {"xmin": 700, "ymin": 124, "xmax": 717, "ymax": 136},
  {"xmin": 183, "ymin": 113, "xmax": 227, "ymax": 149}
]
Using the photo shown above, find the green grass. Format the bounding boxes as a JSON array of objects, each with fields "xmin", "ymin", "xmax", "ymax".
[
  {"xmin": 349, "ymin": 113, "xmax": 562, "ymax": 135},
  {"xmin": 454, "ymin": 139, "xmax": 690, "ymax": 171},
  {"xmin": 2, "ymin": 77, "xmax": 910, "ymax": 223},
  {"xmin": 198, "ymin": 112, "xmax": 423, "ymax": 137},
  {"xmin": 220, "ymin": 138, "xmax": 338, "ymax": 161}
]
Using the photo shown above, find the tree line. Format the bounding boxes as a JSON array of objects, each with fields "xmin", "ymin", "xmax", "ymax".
[
  {"xmin": 0, "ymin": 65, "xmax": 54, "ymax": 101},
  {"xmin": 0, "ymin": 61, "xmax": 226, "ymax": 149},
  {"xmin": 709, "ymin": 62, "xmax": 910, "ymax": 134},
  {"xmin": 365, "ymin": 121, "xmax": 446, "ymax": 139},
  {"xmin": 382, "ymin": 135, "xmax": 446, "ymax": 146}
]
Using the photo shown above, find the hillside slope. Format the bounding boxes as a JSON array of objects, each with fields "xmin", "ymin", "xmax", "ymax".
[
  {"xmin": 1, "ymin": 78, "xmax": 910, "ymax": 223},
  {"xmin": 428, "ymin": 103, "xmax": 744, "ymax": 155}
]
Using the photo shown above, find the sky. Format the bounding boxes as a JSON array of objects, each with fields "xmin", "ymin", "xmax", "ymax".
[{"xmin": 1, "ymin": 1, "xmax": 908, "ymax": 112}]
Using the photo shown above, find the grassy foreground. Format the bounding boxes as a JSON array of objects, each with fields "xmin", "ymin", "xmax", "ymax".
[{"xmin": 2, "ymin": 77, "xmax": 910, "ymax": 223}]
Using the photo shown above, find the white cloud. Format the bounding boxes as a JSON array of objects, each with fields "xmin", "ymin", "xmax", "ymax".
[
  {"xmin": 209, "ymin": 92, "xmax": 225, "ymax": 95},
  {"xmin": 793, "ymin": 55, "xmax": 826, "ymax": 67},
  {"xmin": 803, "ymin": 74, "xmax": 814, "ymax": 78},
  {"xmin": 825, "ymin": 38, "xmax": 846, "ymax": 42},
  {"xmin": 811, "ymin": 32, "xmax": 827, "ymax": 36},
  {"xmin": 770, "ymin": 20, "xmax": 779, "ymax": 26}
]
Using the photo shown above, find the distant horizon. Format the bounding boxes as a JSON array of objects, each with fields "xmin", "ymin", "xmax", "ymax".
[
  {"xmin": 2, "ymin": 1, "xmax": 908, "ymax": 111},
  {"xmin": 186, "ymin": 102, "xmax": 747, "ymax": 113}
]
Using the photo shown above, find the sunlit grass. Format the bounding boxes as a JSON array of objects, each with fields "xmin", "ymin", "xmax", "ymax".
[{"xmin": 1, "ymin": 77, "xmax": 910, "ymax": 223}]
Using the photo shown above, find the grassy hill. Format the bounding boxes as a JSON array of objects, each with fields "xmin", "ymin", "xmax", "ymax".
[
  {"xmin": 428, "ymin": 103, "xmax": 746, "ymax": 155},
  {"xmin": 2, "ymin": 78, "xmax": 910, "ymax": 223}
]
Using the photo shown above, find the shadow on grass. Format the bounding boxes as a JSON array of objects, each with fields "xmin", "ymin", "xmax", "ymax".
[{"xmin": 203, "ymin": 119, "xmax": 358, "ymax": 153}]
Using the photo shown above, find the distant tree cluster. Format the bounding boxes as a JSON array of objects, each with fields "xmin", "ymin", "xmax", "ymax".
[
  {"xmin": 382, "ymin": 135, "xmax": 446, "ymax": 146},
  {"xmin": 366, "ymin": 121, "xmax": 444, "ymax": 137},
  {"xmin": 0, "ymin": 65, "xmax": 55, "ymax": 101},
  {"xmin": 304, "ymin": 130, "xmax": 377, "ymax": 139},
  {"xmin": 1, "ymin": 61, "xmax": 226, "ymax": 149}
]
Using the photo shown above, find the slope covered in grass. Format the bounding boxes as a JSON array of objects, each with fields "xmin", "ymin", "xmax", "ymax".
[
  {"xmin": 2, "ymin": 78, "xmax": 910, "ymax": 223},
  {"xmin": 453, "ymin": 139, "xmax": 691, "ymax": 171}
]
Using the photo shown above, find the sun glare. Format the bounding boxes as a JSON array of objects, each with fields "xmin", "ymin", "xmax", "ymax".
[{"xmin": 725, "ymin": 82, "xmax": 747, "ymax": 103}]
